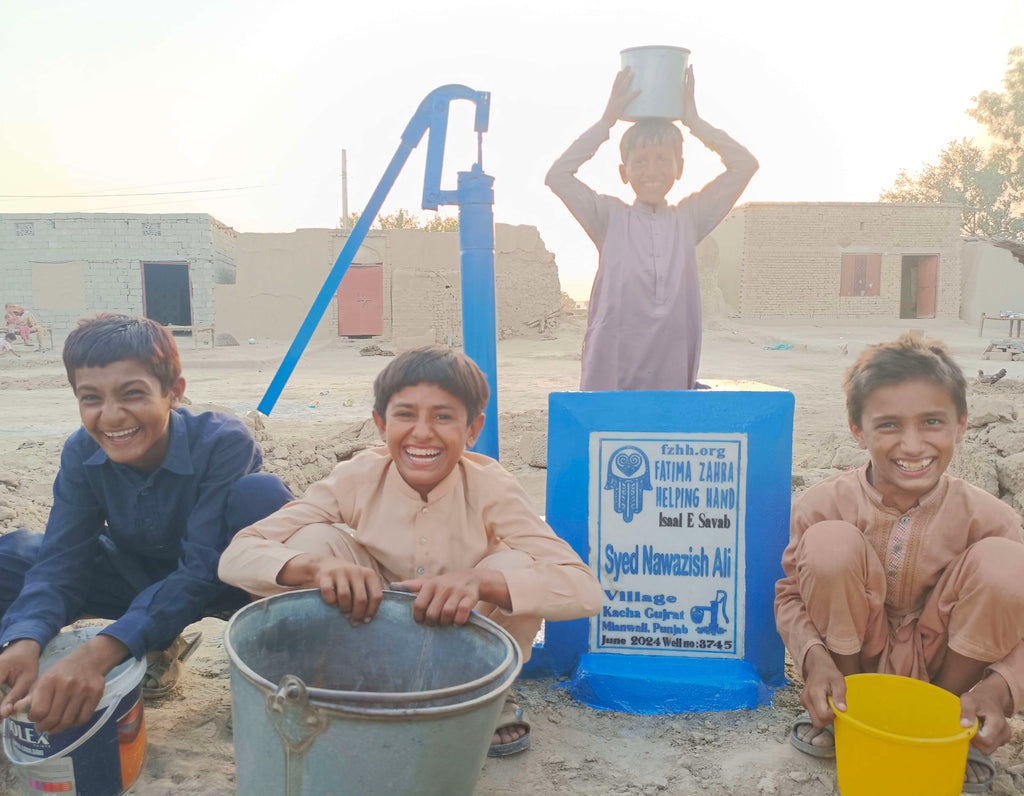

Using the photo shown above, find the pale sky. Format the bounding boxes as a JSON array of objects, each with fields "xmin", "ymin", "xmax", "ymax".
[{"xmin": 2, "ymin": 0, "xmax": 1021, "ymax": 300}]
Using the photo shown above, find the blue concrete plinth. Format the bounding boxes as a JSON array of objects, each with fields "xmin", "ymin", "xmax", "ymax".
[
  {"xmin": 565, "ymin": 653, "xmax": 770, "ymax": 714},
  {"xmin": 536, "ymin": 386, "xmax": 794, "ymax": 714}
]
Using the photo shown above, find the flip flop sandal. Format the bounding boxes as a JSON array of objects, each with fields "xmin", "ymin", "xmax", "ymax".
[
  {"xmin": 487, "ymin": 697, "xmax": 531, "ymax": 758},
  {"xmin": 789, "ymin": 710, "xmax": 836, "ymax": 759},
  {"xmin": 962, "ymin": 746, "xmax": 995, "ymax": 793},
  {"xmin": 142, "ymin": 632, "xmax": 203, "ymax": 700}
]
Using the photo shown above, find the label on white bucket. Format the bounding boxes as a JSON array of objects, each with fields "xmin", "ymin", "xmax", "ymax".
[
  {"xmin": 4, "ymin": 683, "xmax": 146, "ymax": 796},
  {"xmin": 1, "ymin": 628, "xmax": 147, "ymax": 796},
  {"xmin": 14, "ymin": 755, "xmax": 76, "ymax": 793}
]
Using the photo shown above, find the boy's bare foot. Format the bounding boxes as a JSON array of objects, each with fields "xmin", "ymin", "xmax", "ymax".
[
  {"xmin": 493, "ymin": 721, "xmax": 527, "ymax": 746},
  {"xmin": 788, "ymin": 712, "xmax": 835, "ymax": 758},
  {"xmin": 794, "ymin": 721, "xmax": 834, "ymax": 751},
  {"xmin": 488, "ymin": 697, "xmax": 531, "ymax": 757},
  {"xmin": 964, "ymin": 747, "xmax": 995, "ymax": 792}
]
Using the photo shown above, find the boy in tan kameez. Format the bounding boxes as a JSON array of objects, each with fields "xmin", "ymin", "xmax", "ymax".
[
  {"xmin": 219, "ymin": 345, "xmax": 601, "ymax": 757},
  {"xmin": 775, "ymin": 333, "xmax": 1024, "ymax": 792}
]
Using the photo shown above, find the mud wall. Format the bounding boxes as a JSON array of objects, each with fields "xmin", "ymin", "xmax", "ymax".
[{"xmin": 215, "ymin": 223, "xmax": 562, "ymax": 346}]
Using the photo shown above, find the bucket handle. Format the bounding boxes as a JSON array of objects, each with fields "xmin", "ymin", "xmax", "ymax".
[
  {"xmin": 2, "ymin": 655, "xmax": 144, "ymax": 767},
  {"xmin": 266, "ymin": 674, "xmax": 329, "ymax": 796},
  {"xmin": 3, "ymin": 697, "xmax": 119, "ymax": 766}
]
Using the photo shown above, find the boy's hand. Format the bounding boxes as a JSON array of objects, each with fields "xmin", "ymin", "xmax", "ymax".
[
  {"xmin": 0, "ymin": 639, "xmax": 41, "ymax": 718},
  {"xmin": 394, "ymin": 569, "xmax": 510, "ymax": 627},
  {"xmin": 960, "ymin": 673, "xmax": 1013, "ymax": 755},
  {"xmin": 18, "ymin": 635, "xmax": 127, "ymax": 735},
  {"xmin": 800, "ymin": 644, "xmax": 847, "ymax": 727},
  {"xmin": 279, "ymin": 553, "xmax": 383, "ymax": 625},
  {"xmin": 601, "ymin": 68, "xmax": 641, "ymax": 128},
  {"xmin": 680, "ymin": 65, "xmax": 699, "ymax": 127}
]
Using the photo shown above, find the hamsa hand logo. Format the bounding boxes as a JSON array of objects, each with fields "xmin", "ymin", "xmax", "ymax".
[{"xmin": 604, "ymin": 445, "xmax": 652, "ymax": 523}]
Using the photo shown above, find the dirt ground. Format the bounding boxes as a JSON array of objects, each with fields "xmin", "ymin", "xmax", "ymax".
[{"xmin": 1, "ymin": 313, "xmax": 1024, "ymax": 795}]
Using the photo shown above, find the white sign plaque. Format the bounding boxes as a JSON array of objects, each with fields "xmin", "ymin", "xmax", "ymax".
[{"xmin": 589, "ymin": 432, "xmax": 747, "ymax": 657}]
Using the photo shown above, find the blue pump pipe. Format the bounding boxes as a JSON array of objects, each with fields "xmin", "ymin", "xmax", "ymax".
[{"xmin": 257, "ymin": 85, "xmax": 500, "ymax": 458}]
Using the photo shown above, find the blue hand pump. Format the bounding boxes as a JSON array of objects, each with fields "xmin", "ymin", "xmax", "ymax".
[{"xmin": 257, "ymin": 85, "xmax": 500, "ymax": 458}]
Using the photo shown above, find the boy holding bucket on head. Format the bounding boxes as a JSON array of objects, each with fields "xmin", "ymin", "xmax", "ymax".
[
  {"xmin": 545, "ymin": 56, "xmax": 758, "ymax": 391},
  {"xmin": 219, "ymin": 345, "xmax": 602, "ymax": 757},
  {"xmin": 0, "ymin": 314, "xmax": 293, "ymax": 736},
  {"xmin": 774, "ymin": 334, "xmax": 1024, "ymax": 792}
]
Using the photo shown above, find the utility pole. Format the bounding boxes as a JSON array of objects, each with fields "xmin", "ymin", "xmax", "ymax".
[{"xmin": 341, "ymin": 149, "xmax": 350, "ymax": 231}]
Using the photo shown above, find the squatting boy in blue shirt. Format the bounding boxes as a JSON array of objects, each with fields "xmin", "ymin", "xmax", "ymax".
[{"xmin": 0, "ymin": 313, "xmax": 292, "ymax": 735}]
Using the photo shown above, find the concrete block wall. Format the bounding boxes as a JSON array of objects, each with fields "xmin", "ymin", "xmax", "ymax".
[
  {"xmin": 0, "ymin": 213, "xmax": 236, "ymax": 344},
  {"xmin": 705, "ymin": 203, "xmax": 963, "ymax": 319},
  {"xmin": 221, "ymin": 224, "xmax": 563, "ymax": 348}
]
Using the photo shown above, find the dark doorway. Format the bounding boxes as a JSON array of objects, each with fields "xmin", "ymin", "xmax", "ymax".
[
  {"xmin": 899, "ymin": 255, "xmax": 938, "ymax": 319},
  {"xmin": 142, "ymin": 262, "xmax": 192, "ymax": 325}
]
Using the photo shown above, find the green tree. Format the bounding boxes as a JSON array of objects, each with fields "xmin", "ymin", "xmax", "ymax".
[
  {"xmin": 421, "ymin": 214, "xmax": 459, "ymax": 232},
  {"xmin": 881, "ymin": 47, "xmax": 1024, "ymax": 237},
  {"xmin": 880, "ymin": 139, "xmax": 1008, "ymax": 236},
  {"xmin": 340, "ymin": 209, "xmax": 458, "ymax": 232}
]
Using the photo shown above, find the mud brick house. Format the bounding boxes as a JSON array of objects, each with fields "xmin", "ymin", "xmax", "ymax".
[
  {"xmin": 700, "ymin": 202, "xmax": 963, "ymax": 320},
  {"xmin": 0, "ymin": 213, "xmax": 236, "ymax": 341},
  {"xmin": 0, "ymin": 213, "xmax": 561, "ymax": 348}
]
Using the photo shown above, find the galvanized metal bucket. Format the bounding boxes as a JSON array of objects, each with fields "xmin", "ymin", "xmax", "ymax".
[{"xmin": 224, "ymin": 589, "xmax": 522, "ymax": 796}]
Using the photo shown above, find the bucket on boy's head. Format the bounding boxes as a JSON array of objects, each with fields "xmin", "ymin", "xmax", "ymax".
[
  {"xmin": 620, "ymin": 45, "xmax": 691, "ymax": 121},
  {"xmin": 2, "ymin": 627, "xmax": 147, "ymax": 796},
  {"xmin": 830, "ymin": 673, "xmax": 977, "ymax": 796}
]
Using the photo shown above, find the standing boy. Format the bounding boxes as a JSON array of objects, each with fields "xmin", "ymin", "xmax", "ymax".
[
  {"xmin": 546, "ymin": 65, "xmax": 758, "ymax": 391},
  {"xmin": 775, "ymin": 334, "xmax": 1024, "ymax": 792},
  {"xmin": 0, "ymin": 314, "xmax": 292, "ymax": 735},
  {"xmin": 219, "ymin": 345, "xmax": 602, "ymax": 756}
]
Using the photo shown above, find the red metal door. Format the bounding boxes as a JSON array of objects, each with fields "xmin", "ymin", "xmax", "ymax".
[
  {"xmin": 336, "ymin": 265, "xmax": 383, "ymax": 335},
  {"xmin": 916, "ymin": 256, "xmax": 938, "ymax": 318}
]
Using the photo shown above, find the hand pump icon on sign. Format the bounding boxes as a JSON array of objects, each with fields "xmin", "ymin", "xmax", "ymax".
[{"xmin": 691, "ymin": 590, "xmax": 729, "ymax": 635}]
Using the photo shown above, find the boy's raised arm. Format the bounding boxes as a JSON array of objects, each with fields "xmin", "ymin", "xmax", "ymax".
[
  {"xmin": 544, "ymin": 71, "xmax": 631, "ymax": 248},
  {"xmin": 671, "ymin": 66, "xmax": 758, "ymax": 241},
  {"xmin": 600, "ymin": 67, "xmax": 640, "ymax": 128}
]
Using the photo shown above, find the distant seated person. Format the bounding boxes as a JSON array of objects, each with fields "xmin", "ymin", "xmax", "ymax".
[
  {"xmin": 219, "ymin": 345, "xmax": 602, "ymax": 757},
  {"xmin": 3, "ymin": 303, "xmax": 45, "ymax": 349},
  {"xmin": 775, "ymin": 333, "xmax": 1024, "ymax": 793},
  {"xmin": 0, "ymin": 332, "xmax": 20, "ymax": 358},
  {"xmin": 0, "ymin": 313, "xmax": 294, "ymax": 736}
]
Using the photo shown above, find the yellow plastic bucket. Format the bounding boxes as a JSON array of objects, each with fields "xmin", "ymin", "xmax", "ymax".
[{"xmin": 830, "ymin": 674, "xmax": 976, "ymax": 796}]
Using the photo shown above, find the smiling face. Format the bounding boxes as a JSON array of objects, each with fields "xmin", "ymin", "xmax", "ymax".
[
  {"xmin": 373, "ymin": 382, "xmax": 485, "ymax": 500},
  {"xmin": 850, "ymin": 377, "xmax": 966, "ymax": 513},
  {"xmin": 74, "ymin": 359, "xmax": 185, "ymax": 471},
  {"xmin": 619, "ymin": 142, "xmax": 683, "ymax": 206}
]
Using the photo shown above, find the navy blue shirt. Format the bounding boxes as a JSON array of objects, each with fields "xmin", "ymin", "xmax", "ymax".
[{"xmin": 0, "ymin": 409, "xmax": 262, "ymax": 659}]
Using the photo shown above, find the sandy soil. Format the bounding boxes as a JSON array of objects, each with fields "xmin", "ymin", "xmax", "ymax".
[{"xmin": 1, "ymin": 314, "xmax": 1023, "ymax": 795}]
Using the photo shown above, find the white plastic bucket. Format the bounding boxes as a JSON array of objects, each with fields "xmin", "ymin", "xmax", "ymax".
[
  {"xmin": 620, "ymin": 45, "xmax": 691, "ymax": 121},
  {"xmin": 2, "ymin": 627, "xmax": 147, "ymax": 796}
]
